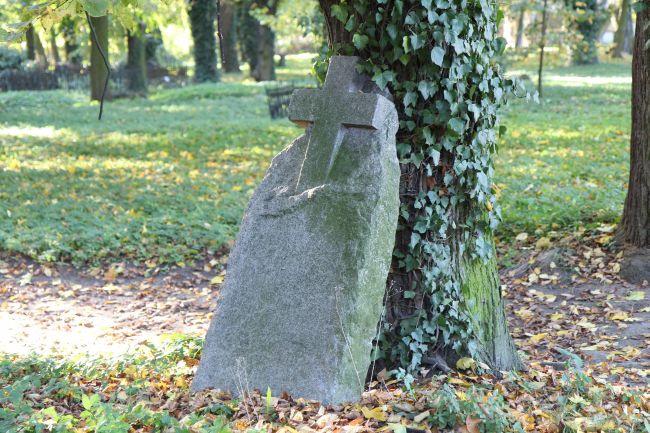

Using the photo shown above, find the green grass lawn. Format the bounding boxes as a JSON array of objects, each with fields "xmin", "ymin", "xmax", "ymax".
[
  {"xmin": 0, "ymin": 58, "xmax": 631, "ymax": 265},
  {"xmin": 497, "ymin": 62, "xmax": 631, "ymax": 238}
]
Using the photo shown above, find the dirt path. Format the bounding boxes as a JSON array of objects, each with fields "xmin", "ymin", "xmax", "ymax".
[
  {"xmin": 1, "ymin": 236, "xmax": 648, "ymax": 385},
  {"xmin": 0, "ymin": 256, "xmax": 221, "ymax": 355}
]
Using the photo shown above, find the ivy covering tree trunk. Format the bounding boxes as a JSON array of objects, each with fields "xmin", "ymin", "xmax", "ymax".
[
  {"xmin": 218, "ymin": 0, "xmax": 240, "ymax": 73},
  {"xmin": 188, "ymin": 0, "xmax": 219, "ymax": 83},
  {"xmin": 89, "ymin": 15, "xmax": 110, "ymax": 102},
  {"xmin": 618, "ymin": 6, "xmax": 650, "ymax": 283},
  {"xmin": 318, "ymin": 0, "xmax": 522, "ymax": 377},
  {"xmin": 612, "ymin": 0, "xmax": 634, "ymax": 58},
  {"xmin": 237, "ymin": 2, "xmax": 260, "ymax": 75},
  {"xmin": 126, "ymin": 22, "xmax": 147, "ymax": 96},
  {"xmin": 61, "ymin": 17, "xmax": 81, "ymax": 65},
  {"xmin": 567, "ymin": 0, "xmax": 608, "ymax": 65}
]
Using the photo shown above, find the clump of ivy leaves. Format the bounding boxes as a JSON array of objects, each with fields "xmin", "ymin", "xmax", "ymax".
[{"xmin": 315, "ymin": 0, "xmax": 527, "ymax": 384}]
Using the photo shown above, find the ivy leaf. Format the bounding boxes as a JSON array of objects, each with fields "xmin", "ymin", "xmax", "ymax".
[
  {"xmin": 404, "ymin": 91, "xmax": 418, "ymax": 108},
  {"xmin": 448, "ymin": 117, "xmax": 465, "ymax": 134},
  {"xmin": 431, "ymin": 46, "xmax": 445, "ymax": 66},
  {"xmin": 331, "ymin": 4, "xmax": 349, "ymax": 22},
  {"xmin": 404, "ymin": 290, "xmax": 417, "ymax": 299},
  {"xmin": 353, "ymin": 34, "xmax": 370, "ymax": 50}
]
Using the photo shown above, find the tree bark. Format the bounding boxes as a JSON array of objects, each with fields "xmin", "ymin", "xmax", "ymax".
[
  {"xmin": 126, "ymin": 23, "xmax": 148, "ymax": 96},
  {"xmin": 319, "ymin": 0, "xmax": 522, "ymax": 373},
  {"xmin": 188, "ymin": 0, "xmax": 219, "ymax": 83},
  {"xmin": 612, "ymin": 0, "xmax": 633, "ymax": 57},
  {"xmin": 515, "ymin": 8, "xmax": 526, "ymax": 49},
  {"xmin": 218, "ymin": 0, "xmax": 240, "ymax": 73},
  {"xmin": 620, "ymin": 9, "xmax": 650, "ymax": 248},
  {"xmin": 89, "ymin": 15, "xmax": 110, "ymax": 102}
]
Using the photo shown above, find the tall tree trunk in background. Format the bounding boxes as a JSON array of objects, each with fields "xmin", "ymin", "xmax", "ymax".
[
  {"xmin": 126, "ymin": 22, "xmax": 148, "ymax": 96},
  {"xmin": 253, "ymin": 25, "xmax": 276, "ymax": 81},
  {"xmin": 218, "ymin": 0, "xmax": 240, "ymax": 73},
  {"xmin": 89, "ymin": 15, "xmax": 110, "ymax": 101},
  {"xmin": 50, "ymin": 28, "xmax": 61, "ymax": 65},
  {"xmin": 319, "ymin": 0, "xmax": 522, "ymax": 373},
  {"xmin": 62, "ymin": 17, "xmax": 81, "ymax": 65},
  {"xmin": 612, "ymin": 0, "xmax": 633, "ymax": 57},
  {"xmin": 515, "ymin": 8, "xmax": 526, "ymax": 48},
  {"xmin": 26, "ymin": 25, "xmax": 36, "ymax": 60},
  {"xmin": 32, "ymin": 28, "xmax": 48, "ymax": 68},
  {"xmin": 188, "ymin": 0, "xmax": 219, "ymax": 83},
  {"xmin": 252, "ymin": 0, "xmax": 280, "ymax": 82},
  {"xmin": 538, "ymin": 0, "xmax": 549, "ymax": 97},
  {"xmin": 237, "ymin": 3, "xmax": 260, "ymax": 75},
  {"xmin": 618, "ymin": 8, "xmax": 650, "ymax": 284}
]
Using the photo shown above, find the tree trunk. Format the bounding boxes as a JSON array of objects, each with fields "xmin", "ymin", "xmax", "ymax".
[
  {"xmin": 126, "ymin": 23, "xmax": 148, "ymax": 96},
  {"xmin": 50, "ymin": 29, "xmax": 61, "ymax": 65},
  {"xmin": 33, "ymin": 28, "xmax": 48, "ymax": 68},
  {"xmin": 319, "ymin": 0, "xmax": 522, "ymax": 373},
  {"xmin": 612, "ymin": 0, "xmax": 633, "ymax": 57},
  {"xmin": 515, "ymin": 8, "xmax": 526, "ymax": 49},
  {"xmin": 620, "ymin": 9, "xmax": 650, "ymax": 248},
  {"xmin": 218, "ymin": 0, "xmax": 240, "ymax": 73},
  {"xmin": 237, "ymin": 3, "xmax": 259, "ymax": 75},
  {"xmin": 62, "ymin": 17, "xmax": 81, "ymax": 65},
  {"xmin": 252, "ymin": 24, "xmax": 276, "ymax": 81},
  {"xmin": 569, "ymin": 0, "xmax": 604, "ymax": 65},
  {"xmin": 188, "ymin": 0, "xmax": 219, "ymax": 83},
  {"xmin": 26, "ymin": 25, "xmax": 36, "ymax": 61},
  {"xmin": 89, "ymin": 15, "xmax": 110, "ymax": 102},
  {"xmin": 538, "ymin": 0, "xmax": 549, "ymax": 97}
]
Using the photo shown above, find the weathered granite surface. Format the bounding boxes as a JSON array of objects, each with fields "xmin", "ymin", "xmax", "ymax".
[{"xmin": 191, "ymin": 56, "xmax": 399, "ymax": 403}]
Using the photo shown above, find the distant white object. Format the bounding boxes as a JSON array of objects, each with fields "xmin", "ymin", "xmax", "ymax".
[{"xmin": 601, "ymin": 31, "xmax": 614, "ymax": 44}]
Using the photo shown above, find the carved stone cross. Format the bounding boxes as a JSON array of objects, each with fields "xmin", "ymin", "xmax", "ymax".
[{"xmin": 288, "ymin": 56, "xmax": 395, "ymax": 192}]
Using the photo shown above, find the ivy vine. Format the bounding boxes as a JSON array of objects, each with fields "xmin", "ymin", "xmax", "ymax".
[{"xmin": 317, "ymin": 0, "xmax": 525, "ymax": 379}]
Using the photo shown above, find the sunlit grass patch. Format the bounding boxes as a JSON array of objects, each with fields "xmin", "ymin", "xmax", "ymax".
[
  {"xmin": 0, "ymin": 61, "xmax": 632, "ymax": 264},
  {"xmin": 496, "ymin": 62, "xmax": 630, "ymax": 238}
]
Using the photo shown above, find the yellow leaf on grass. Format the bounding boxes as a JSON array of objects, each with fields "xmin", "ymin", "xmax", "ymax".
[
  {"xmin": 210, "ymin": 275, "xmax": 224, "ymax": 285},
  {"xmin": 361, "ymin": 406, "xmax": 387, "ymax": 422},
  {"xmin": 577, "ymin": 320, "xmax": 597, "ymax": 330},
  {"xmin": 456, "ymin": 357, "xmax": 476, "ymax": 370},
  {"xmin": 535, "ymin": 237, "xmax": 552, "ymax": 250},
  {"xmin": 626, "ymin": 291, "xmax": 645, "ymax": 301},
  {"xmin": 550, "ymin": 313, "xmax": 564, "ymax": 321},
  {"xmin": 530, "ymin": 333, "xmax": 548, "ymax": 343}
]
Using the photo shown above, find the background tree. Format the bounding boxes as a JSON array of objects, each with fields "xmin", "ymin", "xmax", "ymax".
[
  {"xmin": 251, "ymin": 0, "xmax": 280, "ymax": 81},
  {"xmin": 49, "ymin": 27, "xmax": 60, "ymax": 64},
  {"xmin": 61, "ymin": 16, "xmax": 82, "ymax": 65},
  {"xmin": 89, "ymin": 15, "xmax": 110, "ymax": 101},
  {"xmin": 187, "ymin": 0, "xmax": 219, "ymax": 82},
  {"xmin": 612, "ymin": 0, "xmax": 634, "ymax": 58},
  {"xmin": 618, "ymin": 4, "xmax": 650, "ymax": 283},
  {"xmin": 318, "ymin": 0, "xmax": 522, "ymax": 377},
  {"xmin": 126, "ymin": 21, "xmax": 147, "ymax": 95},
  {"xmin": 218, "ymin": 0, "xmax": 240, "ymax": 73},
  {"xmin": 566, "ymin": 0, "xmax": 609, "ymax": 65},
  {"xmin": 237, "ymin": 2, "xmax": 260, "ymax": 75}
]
